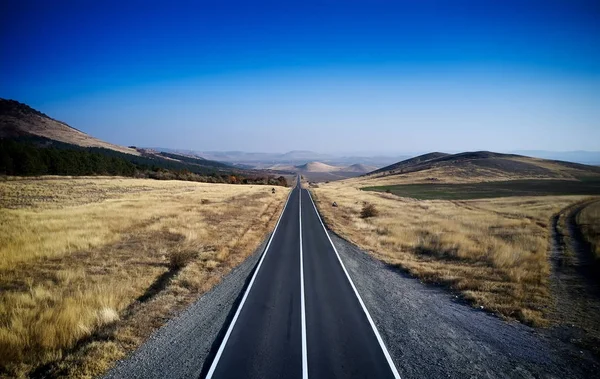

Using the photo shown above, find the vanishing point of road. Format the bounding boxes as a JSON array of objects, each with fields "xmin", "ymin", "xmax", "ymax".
[{"xmin": 205, "ymin": 177, "xmax": 401, "ymax": 379}]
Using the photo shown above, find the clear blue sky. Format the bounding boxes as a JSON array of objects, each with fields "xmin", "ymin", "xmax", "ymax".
[{"xmin": 1, "ymin": 0, "xmax": 599, "ymax": 153}]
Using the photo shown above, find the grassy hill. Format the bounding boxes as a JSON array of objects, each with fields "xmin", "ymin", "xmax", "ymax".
[
  {"xmin": 295, "ymin": 161, "xmax": 340, "ymax": 172},
  {"xmin": 0, "ymin": 99, "xmax": 287, "ymax": 186},
  {"xmin": 263, "ymin": 161, "xmax": 376, "ymax": 183},
  {"xmin": 0, "ymin": 99, "xmax": 140, "ymax": 156},
  {"xmin": 359, "ymin": 151, "xmax": 600, "ymax": 186}
]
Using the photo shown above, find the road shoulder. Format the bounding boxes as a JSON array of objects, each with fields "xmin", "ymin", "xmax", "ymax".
[
  {"xmin": 329, "ymin": 231, "xmax": 600, "ymax": 378},
  {"xmin": 103, "ymin": 237, "xmax": 269, "ymax": 379}
]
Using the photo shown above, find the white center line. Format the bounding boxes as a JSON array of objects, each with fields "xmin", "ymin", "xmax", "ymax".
[{"xmin": 299, "ymin": 185, "xmax": 309, "ymax": 379}]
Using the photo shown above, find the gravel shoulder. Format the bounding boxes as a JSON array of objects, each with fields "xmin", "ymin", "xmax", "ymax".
[
  {"xmin": 103, "ymin": 237, "xmax": 269, "ymax": 379},
  {"xmin": 330, "ymin": 232, "xmax": 600, "ymax": 379},
  {"xmin": 104, "ymin": 223, "xmax": 600, "ymax": 379}
]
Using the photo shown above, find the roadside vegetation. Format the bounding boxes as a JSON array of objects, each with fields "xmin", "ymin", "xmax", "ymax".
[
  {"xmin": 577, "ymin": 200, "xmax": 600, "ymax": 260},
  {"xmin": 0, "ymin": 138, "xmax": 289, "ymax": 187},
  {"xmin": 312, "ymin": 181, "xmax": 597, "ymax": 326},
  {"xmin": 0, "ymin": 177, "xmax": 289, "ymax": 378}
]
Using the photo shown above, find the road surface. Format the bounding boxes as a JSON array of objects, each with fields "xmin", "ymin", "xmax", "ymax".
[
  {"xmin": 205, "ymin": 178, "xmax": 400, "ymax": 378},
  {"xmin": 106, "ymin": 179, "xmax": 599, "ymax": 379}
]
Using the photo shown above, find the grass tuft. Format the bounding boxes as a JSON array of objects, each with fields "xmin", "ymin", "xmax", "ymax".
[
  {"xmin": 169, "ymin": 249, "xmax": 198, "ymax": 270},
  {"xmin": 360, "ymin": 203, "xmax": 379, "ymax": 219}
]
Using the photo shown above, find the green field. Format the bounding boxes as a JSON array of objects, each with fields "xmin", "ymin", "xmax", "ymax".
[{"xmin": 362, "ymin": 179, "xmax": 600, "ymax": 200}]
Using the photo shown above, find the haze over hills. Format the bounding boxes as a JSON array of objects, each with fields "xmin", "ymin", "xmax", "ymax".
[
  {"xmin": 0, "ymin": 99, "xmax": 379, "ymax": 184},
  {"xmin": 0, "ymin": 99, "xmax": 288, "ymax": 185},
  {"xmin": 512, "ymin": 150, "xmax": 600, "ymax": 166},
  {"xmin": 3, "ymin": 98, "xmax": 598, "ymax": 184},
  {"xmin": 154, "ymin": 147, "xmax": 407, "ymax": 169},
  {"xmin": 343, "ymin": 163, "xmax": 378, "ymax": 173},
  {"xmin": 295, "ymin": 162, "xmax": 339, "ymax": 172},
  {"xmin": 293, "ymin": 162, "xmax": 377, "ymax": 174}
]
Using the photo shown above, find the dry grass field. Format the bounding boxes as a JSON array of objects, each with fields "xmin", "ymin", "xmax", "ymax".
[
  {"xmin": 577, "ymin": 200, "xmax": 600, "ymax": 259},
  {"xmin": 0, "ymin": 177, "xmax": 289, "ymax": 378},
  {"xmin": 311, "ymin": 180, "xmax": 595, "ymax": 326}
]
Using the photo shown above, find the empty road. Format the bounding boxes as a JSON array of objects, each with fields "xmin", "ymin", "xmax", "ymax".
[
  {"xmin": 106, "ymin": 178, "xmax": 600, "ymax": 379},
  {"xmin": 206, "ymin": 178, "xmax": 400, "ymax": 378}
]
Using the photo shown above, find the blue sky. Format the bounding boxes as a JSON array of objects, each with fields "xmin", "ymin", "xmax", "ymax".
[{"xmin": 1, "ymin": 0, "xmax": 599, "ymax": 153}]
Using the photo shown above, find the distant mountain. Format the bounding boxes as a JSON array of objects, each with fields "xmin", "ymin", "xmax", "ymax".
[
  {"xmin": 152, "ymin": 147, "xmax": 403, "ymax": 169},
  {"xmin": 366, "ymin": 151, "xmax": 600, "ymax": 180},
  {"xmin": 0, "ymin": 99, "xmax": 140, "ymax": 156},
  {"xmin": 157, "ymin": 150, "xmax": 282, "ymax": 163},
  {"xmin": 295, "ymin": 161, "xmax": 340, "ymax": 172},
  {"xmin": 164, "ymin": 150, "xmax": 333, "ymax": 165}
]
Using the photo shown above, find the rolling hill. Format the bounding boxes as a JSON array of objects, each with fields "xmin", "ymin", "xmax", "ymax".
[
  {"xmin": 0, "ymin": 99, "xmax": 288, "ymax": 185},
  {"xmin": 268, "ymin": 161, "xmax": 377, "ymax": 174},
  {"xmin": 0, "ymin": 99, "xmax": 140, "ymax": 156},
  {"xmin": 295, "ymin": 161, "xmax": 340, "ymax": 172},
  {"xmin": 365, "ymin": 151, "xmax": 600, "ymax": 182},
  {"xmin": 317, "ymin": 151, "xmax": 600, "ymax": 201}
]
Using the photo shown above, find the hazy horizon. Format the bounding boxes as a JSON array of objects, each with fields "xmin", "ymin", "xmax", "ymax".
[{"xmin": 2, "ymin": 1, "xmax": 599, "ymax": 154}]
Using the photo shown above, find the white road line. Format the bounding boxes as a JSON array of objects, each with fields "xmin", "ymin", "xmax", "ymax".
[
  {"xmin": 306, "ymin": 190, "xmax": 402, "ymax": 379},
  {"xmin": 299, "ymin": 187, "xmax": 309, "ymax": 379},
  {"xmin": 205, "ymin": 187, "xmax": 294, "ymax": 379}
]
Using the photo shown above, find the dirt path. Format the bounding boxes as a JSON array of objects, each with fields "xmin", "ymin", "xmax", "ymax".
[{"xmin": 549, "ymin": 200, "xmax": 600, "ymax": 357}]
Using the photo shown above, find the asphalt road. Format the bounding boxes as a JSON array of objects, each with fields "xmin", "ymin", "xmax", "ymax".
[
  {"xmin": 206, "ymin": 179, "xmax": 400, "ymax": 378},
  {"xmin": 106, "ymin": 178, "xmax": 599, "ymax": 379}
]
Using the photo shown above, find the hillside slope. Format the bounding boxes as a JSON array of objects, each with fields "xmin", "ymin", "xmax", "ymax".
[
  {"xmin": 0, "ymin": 99, "xmax": 289, "ymax": 185},
  {"xmin": 361, "ymin": 151, "xmax": 600, "ymax": 185},
  {"xmin": 0, "ymin": 99, "xmax": 140, "ymax": 156},
  {"xmin": 370, "ymin": 152, "xmax": 449, "ymax": 175},
  {"xmin": 296, "ymin": 161, "xmax": 341, "ymax": 172},
  {"xmin": 343, "ymin": 163, "xmax": 378, "ymax": 173}
]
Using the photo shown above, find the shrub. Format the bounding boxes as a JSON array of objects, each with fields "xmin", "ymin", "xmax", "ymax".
[
  {"xmin": 360, "ymin": 203, "xmax": 379, "ymax": 218},
  {"xmin": 169, "ymin": 250, "xmax": 197, "ymax": 270}
]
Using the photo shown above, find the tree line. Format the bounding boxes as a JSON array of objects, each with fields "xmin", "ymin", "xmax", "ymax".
[{"xmin": 0, "ymin": 138, "xmax": 288, "ymax": 187}]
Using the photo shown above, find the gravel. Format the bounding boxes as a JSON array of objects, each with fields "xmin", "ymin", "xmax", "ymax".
[
  {"xmin": 103, "ymin": 229, "xmax": 600, "ymax": 379},
  {"xmin": 330, "ymin": 232, "xmax": 600, "ymax": 379},
  {"xmin": 103, "ymin": 237, "xmax": 269, "ymax": 379}
]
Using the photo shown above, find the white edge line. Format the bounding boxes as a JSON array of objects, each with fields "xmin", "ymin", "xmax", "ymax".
[
  {"xmin": 205, "ymin": 185, "xmax": 294, "ymax": 379},
  {"xmin": 299, "ymin": 186, "xmax": 309, "ymax": 379},
  {"xmin": 306, "ymin": 190, "xmax": 402, "ymax": 379}
]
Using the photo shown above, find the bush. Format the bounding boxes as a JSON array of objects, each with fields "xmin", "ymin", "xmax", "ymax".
[
  {"xmin": 169, "ymin": 250, "xmax": 197, "ymax": 270},
  {"xmin": 360, "ymin": 203, "xmax": 379, "ymax": 218}
]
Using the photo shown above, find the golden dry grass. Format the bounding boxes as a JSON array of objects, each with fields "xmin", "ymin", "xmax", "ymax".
[
  {"xmin": 577, "ymin": 200, "xmax": 600, "ymax": 259},
  {"xmin": 0, "ymin": 177, "xmax": 289, "ymax": 378},
  {"xmin": 312, "ymin": 180, "xmax": 595, "ymax": 326},
  {"xmin": 0, "ymin": 110, "xmax": 140, "ymax": 155}
]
